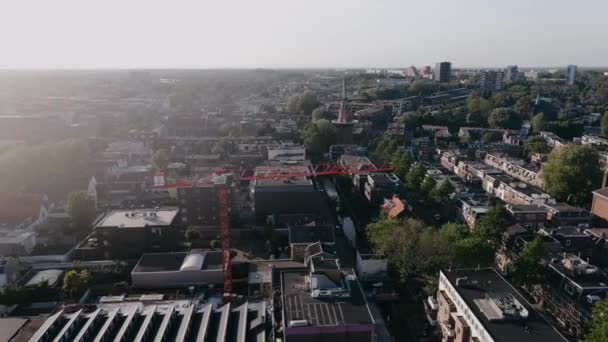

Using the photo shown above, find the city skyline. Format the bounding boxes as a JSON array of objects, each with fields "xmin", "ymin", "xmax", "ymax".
[{"xmin": 1, "ymin": 0, "xmax": 607, "ymax": 69}]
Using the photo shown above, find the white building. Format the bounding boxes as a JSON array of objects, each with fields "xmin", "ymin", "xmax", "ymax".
[{"xmin": 504, "ymin": 65, "xmax": 518, "ymax": 82}]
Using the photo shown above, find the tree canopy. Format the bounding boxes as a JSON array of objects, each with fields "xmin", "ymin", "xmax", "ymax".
[
  {"xmin": 431, "ymin": 179, "xmax": 455, "ymax": 205},
  {"xmin": 152, "ymin": 149, "xmax": 169, "ymax": 172},
  {"xmin": 474, "ymin": 205, "xmax": 512, "ymax": 248},
  {"xmin": 65, "ymin": 192, "xmax": 97, "ymax": 233},
  {"xmin": 0, "ymin": 140, "xmax": 90, "ymax": 198},
  {"xmin": 488, "ymin": 107, "xmax": 522, "ymax": 129},
  {"xmin": 543, "ymin": 145, "xmax": 601, "ymax": 206},
  {"xmin": 602, "ymin": 111, "xmax": 608, "ymax": 137},
  {"xmin": 405, "ymin": 163, "xmax": 427, "ymax": 192},
  {"xmin": 544, "ymin": 120, "xmax": 584, "ymax": 140},
  {"xmin": 311, "ymin": 106, "xmax": 334, "ymax": 121},
  {"xmin": 302, "ymin": 120, "xmax": 336, "ymax": 158},
  {"xmin": 408, "ymin": 80, "xmax": 438, "ymax": 96},
  {"xmin": 524, "ymin": 136, "xmax": 551, "ymax": 156},
  {"xmin": 467, "ymin": 94, "xmax": 494, "ymax": 119},
  {"xmin": 531, "ymin": 112, "xmax": 545, "ymax": 132},
  {"xmin": 511, "ymin": 237, "xmax": 545, "ymax": 285},
  {"xmin": 287, "ymin": 90, "xmax": 321, "ymax": 115},
  {"xmin": 62, "ymin": 269, "xmax": 91, "ymax": 299},
  {"xmin": 367, "ymin": 218, "xmax": 495, "ymax": 282},
  {"xmin": 587, "ymin": 299, "xmax": 608, "ymax": 342}
]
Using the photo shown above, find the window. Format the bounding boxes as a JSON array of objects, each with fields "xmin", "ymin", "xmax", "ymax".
[
  {"xmin": 565, "ymin": 239, "xmax": 572, "ymax": 247},
  {"xmin": 564, "ymin": 282, "xmax": 576, "ymax": 296}
]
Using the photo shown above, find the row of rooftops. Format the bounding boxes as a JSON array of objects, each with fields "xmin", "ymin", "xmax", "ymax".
[
  {"xmin": 442, "ymin": 149, "xmax": 589, "ymax": 216},
  {"xmin": 29, "ymin": 298, "xmax": 267, "ymax": 342}
]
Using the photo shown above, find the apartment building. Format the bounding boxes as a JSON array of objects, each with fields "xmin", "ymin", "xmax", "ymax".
[
  {"xmin": 435, "ymin": 268, "xmax": 567, "ymax": 342},
  {"xmin": 483, "ymin": 153, "xmax": 543, "ymax": 188}
]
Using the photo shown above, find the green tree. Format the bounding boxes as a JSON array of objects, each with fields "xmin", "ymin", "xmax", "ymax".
[
  {"xmin": 436, "ymin": 223, "xmax": 469, "ymax": 266},
  {"xmin": 453, "ymin": 237, "xmax": 495, "ymax": 268},
  {"xmin": 390, "ymin": 149, "xmax": 404, "ymax": 166},
  {"xmin": 602, "ymin": 111, "xmax": 608, "ymax": 137},
  {"xmin": 543, "ymin": 145, "xmax": 601, "ymax": 206},
  {"xmin": 531, "ymin": 112, "xmax": 545, "ymax": 132},
  {"xmin": 488, "ymin": 107, "xmax": 522, "ymax": 129},
  {"xmin": 514, "ymin": 95, "xmax": 532, "ymax": 115},
  {"xmin": 185, "ymin": 230, "xmax": 201, "ymax": 243},
  {"xmin": 431, "ymin": 179, "xmax": 455, "ymax": 205},
  {"xmin": 302, "ymin": 120, "xmax": 336, "ymax": 158},
  {"xmin": 408, "ymin": 80, "xmax": 437, "ymax": 96},
  {"xmin": 490, "ymin": 92, "xmax": 511, "ymax": 107},
  {"xmin": 288, "ymin": 90, "xmax": 321, "ymax": 115},
  {"xmin": 474, "ymin": 205, "xmax": 511, "ymax": 248},
  {"xmin": 420, "ymin": 177, "xmax": 437, "ymax": 197},
  {"xmin": 367, "ymin": 218, "xmax": 427, "ymax": 282},
  {"xmin": 586, "ymin": 299, "xmax": 608, "ymax": 342},
  {"xmin": 312, "ymin": 106, "xmax": 333, "ymax": 121},
  {"xmin": 65, "ymin": 192, "xmax": 97, "ymax": 232},
  {"xmin": 152, "ymin": 149, "xmax": 169, "ymax": 172},
  {"xmin": 523, "ymin": 136, "xmax": 550, "ymax": 156},
  {"xmin": 0, "ymin": 140, "xmax": 90, "ymax": 198},
  {"xmin": 544, "ymin": 120, "xmax": 584, "ymax": 139},
  {"xmin": 467, "ymin": 94, "xmax": 494, "ymax": 117},
  {"xmin": 286, "ymin": 94, "xmax": 300, "ymax": 113},
  {"xmin": 394, "ymin": 152, "xmax": 412, "ymax": 179},
  {"xmin": 480, "ymin": 131, "xmax": 500, "ymax": 145},
  {"xmin": 375, "ymin": 138, "xmax": 389, "ymax": 157},
  {"xmin": 62, "ymin": 270, "xmax": 91, "ymax": 299},
  {"xmin": 511, "ymin": 237, "xmax": 545, "ymax": 285},
  {"xmin": 382, "ymin": 139, "xmax": 400, "ymax": 160},
  {"xmin": 438, "ymin": 222, "xmax": 468, "ymax": 241},
  {"xmin": 405, "ymin": 163, "xmax": 427, "ymax": 192},
  {"xmin": 400, "ymin": 112, "xmax": 422, "ymax": 129},
  {"xmin": 210, "ymin": 240, "xmax": 220, "ymax": 249}
]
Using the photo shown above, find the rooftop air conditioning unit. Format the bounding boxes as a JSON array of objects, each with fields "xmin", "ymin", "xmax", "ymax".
[{"xmin": 288, "ymin": 320, "xmax": 309, "ymax": 328}]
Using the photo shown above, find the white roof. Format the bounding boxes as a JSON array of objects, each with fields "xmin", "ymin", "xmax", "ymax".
[
  {"xmin": 25, "ymin": 269, "xmax": 63, "ymax": 287},
  {"xmin": 96, "ymin": 209, "xmax": 179, "ymax": 228},
  {"xmin": 180, "ymin": 253, "xmax": 205, "ymax": 271}
]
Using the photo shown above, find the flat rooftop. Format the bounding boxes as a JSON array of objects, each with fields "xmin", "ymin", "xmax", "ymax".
[
  {"xmin": 28, "ymin": 299, "xmax": 267, "ymax": 342},
  {"xmin": 253, "ymin": 165, "xmax": 313, "ymax": 186},
  {"xmin": 548, "ymin": 255, "xmax": 608, "ymax": 290},
  {"xmin": 0, "ymin": 318, "xmax": 28, "ymax": 341},
  {"xmin": 95, "ymin": 208, "xmax": 179, "ymax": 228},
  {"xmin": 368, "ymin": 173, "xmax": 399, "ymax": 185},
  {"xmin": 281, "ymin": 270, "xmax": 373, "ymax": 327},
  {"xmin": 442, "ymin": 269, "xmax": 566, "ymax": 342},
  {"xmin": 339, "ymin": 155, "xmax": 374, "ymax": 167},
  {"xmin": 506, "ymin": 204, "xmax": 549, "ymax": 213},
  {"xmin": 133, "ymin": 251, "xmax": 222, "ymax": 273}
]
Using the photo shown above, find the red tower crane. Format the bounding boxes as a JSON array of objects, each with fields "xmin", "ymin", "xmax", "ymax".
[
  {"xmin": 155, "ymin": 162, "xmax": 393, "ymax": 294},
  {"xmin": 216, "ymin": 185, "xmax": 233, "ymax": 293}
]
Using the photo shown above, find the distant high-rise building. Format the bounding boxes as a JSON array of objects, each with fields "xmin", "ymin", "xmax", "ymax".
[
  {"xmin": 566, "ymin": 64, "xmax": 577, "ymax": 85},
  {"xmin": 421, "ymin": 66, "xmax": 433, "ymax": 79},
  {"xmin": 434, "ymin": 62, "xmax": 451, "ymax": 83},
  {"xmin": 405, "ymin": 66, "xmax": 419, "ymax": 78},
  {"xmin": 479, "ymin": 70, "xmax": 505, "ymax": 95},
  {"xmin": 504, "ymin": 65, "xmax": 519, "ymax": 82}
]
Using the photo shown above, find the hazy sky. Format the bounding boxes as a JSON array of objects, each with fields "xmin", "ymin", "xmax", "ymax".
[{"xmin": 1, "ymin": 0, "xmax": 607, "ymax": 69}]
